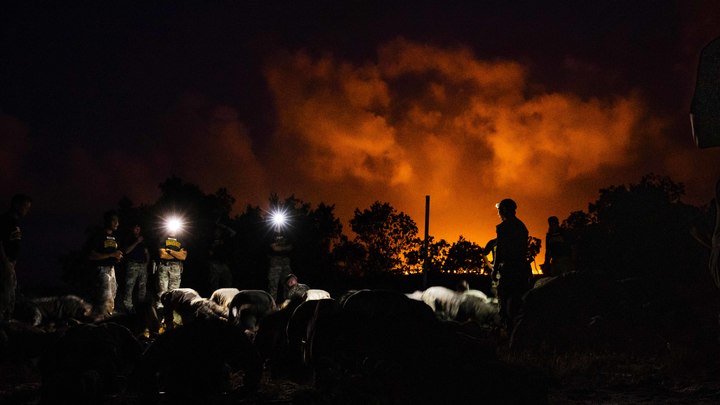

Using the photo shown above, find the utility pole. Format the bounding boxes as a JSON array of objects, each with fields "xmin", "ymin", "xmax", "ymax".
[{"xmin": 423, "ymin": 195, "xmax": 430, "ymax": 289}]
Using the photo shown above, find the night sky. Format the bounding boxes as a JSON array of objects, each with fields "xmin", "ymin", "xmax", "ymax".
[{"xmin": 3, "ymin": 1, "xmax": 720, "ymax": 286}]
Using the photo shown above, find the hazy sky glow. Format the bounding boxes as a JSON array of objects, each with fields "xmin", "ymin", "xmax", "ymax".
[{"xmin": 2, "ymin": 1, "xmax": 720, "ymax": 280}]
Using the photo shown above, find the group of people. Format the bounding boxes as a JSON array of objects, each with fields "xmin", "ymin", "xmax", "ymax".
[
  {"xmin": 489, "ymin": 199, "xmax": 573, "ymax": 335},
  {"xmin": 0, "ymin": 192, "xmax": 555, "ymax": 336},
  {"xmin": 85, "ymin": 210, "xmax": 189, "ymax": 318},
  {"xmin": 7, "ymin": 183, "xmax": 720, "ymax": 338},
  {"xmin": 84, "ymin": 210, "xmax": 297, "ymax": 320}
]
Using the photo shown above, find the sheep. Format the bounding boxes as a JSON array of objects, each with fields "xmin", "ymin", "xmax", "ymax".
[
  {"xmin": 160, "ymin": 288, "xmax": 228, "ymax": 330},
  {"xmin": 420, "ymin": 286, "xmax": 499, "ymax": 326},
  {"xmin": 227, "ymin": 289, "xmax": 277, "ymax": 338}
]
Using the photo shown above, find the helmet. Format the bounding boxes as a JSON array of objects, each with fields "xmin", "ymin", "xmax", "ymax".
[{"xmin": 495, "ymin": 198, "xmax": 517, "ymax": 212}]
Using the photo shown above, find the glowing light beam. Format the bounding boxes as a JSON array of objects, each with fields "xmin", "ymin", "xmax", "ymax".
[
  {"xmin": 269, "ymin": 208, "xmax": 289, "ymax": 231},
  {"xmin": 164, "ymin": 216, "xmax": 185, "ymax": 234}
]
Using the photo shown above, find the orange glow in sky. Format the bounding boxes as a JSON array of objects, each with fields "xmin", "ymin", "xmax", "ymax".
[{"xmin": 6, "ymin": 38, "xmax": 720, "ymax": 271}]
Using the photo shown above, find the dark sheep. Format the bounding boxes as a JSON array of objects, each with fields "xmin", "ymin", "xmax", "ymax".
[
  {"xmin": 209, "ymin": 287, "xmax": 240, "ymax": 309},
  {"xmin": 131, "ymin": 318, "xmax": 262, "ymax": 403},
  {"xmin": 286, "ymin": 298, "xmax": 339, "ymax": 370},
  {"xmin": 227, "ymin": 289, "xmax": 277, "ymax": 338},
  {"xmin": 39, "ymin": 322, "xmax": 142, "ymax": 404},
  {"xmin": 160, "ymin": 288, "xmax": 228, "ymax": 330},
  {"xmin": 14, "ymin": 294, "xmax": 94, "ymax": 327},
  {"xmin": 310, "ymin": 289, "xmax": 548, "ymax": 404},
  {"xmin": 252, "ymin": 297, "xmax": 304, "ymax": 379}
]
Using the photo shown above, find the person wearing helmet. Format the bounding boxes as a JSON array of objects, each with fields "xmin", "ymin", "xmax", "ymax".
[{"xmin": 492, "ymin": 198, "xmax": 531, "ymax": 334}]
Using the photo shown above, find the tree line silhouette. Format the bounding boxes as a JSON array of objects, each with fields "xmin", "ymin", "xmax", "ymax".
[{"xmin": 57, "ymin": 173, "xmax": 713, "ymax": 297}]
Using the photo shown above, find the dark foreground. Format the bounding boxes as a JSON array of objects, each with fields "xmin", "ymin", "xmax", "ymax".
[
  {"xmin": 3, "ymin": 271, "xmax": 720, "ymax": 404},
  {"xmin": 3, "ymin": 347, "xmax": 720, "ymax": 404}
]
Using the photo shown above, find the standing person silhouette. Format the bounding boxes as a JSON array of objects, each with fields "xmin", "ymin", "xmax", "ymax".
[
  {"xmin": 492, "ymin": 199, "xmax": 532, "ymax": 334},
  {"xmin": 122, "ymin": 223, "xmax": 150, "ymax": 313},
  {"xmin": 157, "ymin": 217, "xmax": 188, "ymax": 308},
  {"xmin": 88, "ymin": 210, "xmax": 123, "ymax": 318},
  {"xmin": 267, "ymin": 233, "xmax": 292, "ymax": 303},
  {"xmin": 0, "ymin": 194, "xmax": 32, "ymax": 322},
  {"xmin": 541, "ymin": 216, "xmax": 573, "ymax": 277}
]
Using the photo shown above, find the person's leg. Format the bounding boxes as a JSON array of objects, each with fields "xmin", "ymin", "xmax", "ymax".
[
  {"xmin": 96, "ymin": 266, "xmax": 116, "ymax": 317},
  {"xmin": 268, "ymin": 263, "xmax": 281, "ymax": 302},
  {"xmin": 0, "ymin": 261, "xmax": 16, "ymax": 321},
  {"xmin": 156, "ymin": 264, "xmax": 170, "ymax": 307},
  {"xmin": 167, "ymin": 263, "xmax": 183, "ymax": 291},
  {"xmin": 137, "ymin": 267, "xmax": 148, "ymax": 304},
  {"xmin": 123, "ymin": 264, "xmax": 139, "ymax": 311},
  {"xmin": 496, "ymin": 283, "xmax": 510, "ymax": 330},
  {"xmin": 108, "ymin": 267, "xmax": 117, "ymax": 314}
]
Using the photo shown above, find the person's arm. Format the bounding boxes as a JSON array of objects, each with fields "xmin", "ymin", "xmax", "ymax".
[
  {"xmin": 165, "ymin": 248, "xmax": 188, "ymax": 261},
  {"xmin": 159, "ymin": 248, "xmax": 171, "ymax": 260},
  {"xmin": 125, "ymin": 235, "xmax": 144, "ymax": 255},
  {"xmin": 89, "ymin": 249, "xmax": 123, "ymax": 262},
  {"xmin": 143, "ymin": 247, "xmax": 150, "ymax": 264}
]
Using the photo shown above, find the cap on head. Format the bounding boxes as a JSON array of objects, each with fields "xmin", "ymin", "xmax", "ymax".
[{"xmin": 495, "ymin": 198, "xmax": 517, "ymax": 212}]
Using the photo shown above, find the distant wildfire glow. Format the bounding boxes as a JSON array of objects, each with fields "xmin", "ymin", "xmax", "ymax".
[
  {"xmin": 262, "ymin": 38, "xmax": 652, "ymax": 254},
  {"xmin": 8, "ymin": 37, "xmax": 716, "ymax": 265}
]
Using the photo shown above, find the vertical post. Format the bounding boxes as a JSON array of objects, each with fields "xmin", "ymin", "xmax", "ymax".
[{"xmin": 423, "ymin": 195, "xmax": 430, "ymax": 289}]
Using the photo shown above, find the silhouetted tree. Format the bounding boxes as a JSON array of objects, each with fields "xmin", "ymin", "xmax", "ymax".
[
  {"xmin": 331, "ymin": 237, "xmax": 366, "ymax": 278},
  {"xmin": 410, "ymin": 236, "xmax": 450, "ymax": 274},
  {"xmin": 565, "ymin": 174, "xmax": 705, "ymax": 279},
  {"xmin": 443, "ymin": 236, "xmax": 485, "ymax": 275},
  {"xmin": 350, "ymin": 201, "xmax": 421, "ymax": 275}
]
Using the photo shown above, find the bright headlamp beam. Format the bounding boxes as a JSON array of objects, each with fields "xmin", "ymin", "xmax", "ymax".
[
  {"xmin": 165, "ymin": 216, "xmax": 184, "ymax": 234},
  {"xmin": 270, "ymin": 210, "xmax": 287, "ymax": 228}
]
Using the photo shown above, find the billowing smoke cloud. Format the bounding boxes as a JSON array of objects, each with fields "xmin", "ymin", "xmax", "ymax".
[
  {"xmin": 262, "ymin": 38, "xmax": 656, "ymax": 248},
  {"xmin": 7, "ymin": 37, "xmax": 719, "ymax": 277},
  {"xmin": 157, "ymin": 95, "xmax": 270, "ymax": 204}
]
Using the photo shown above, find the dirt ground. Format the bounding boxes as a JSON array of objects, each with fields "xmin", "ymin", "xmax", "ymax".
[
  {"xmin": 549, "ymin": 381, "xmax": 720, "ymax": 404},
  {"xmin": 3, "ymin": 360, "xmax": 720, "ymax": 404}
]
